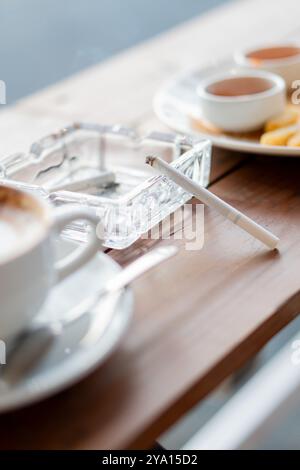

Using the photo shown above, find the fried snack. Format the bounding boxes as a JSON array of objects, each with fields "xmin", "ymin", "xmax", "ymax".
[
  {"xmin": 287, "ymin": 131, "xmax": 300, "ymax": 147},
  {"xmin": 264, "ymin": 108, "xmax": 299, "ymax": 132},
  {"xmin": 260, "ymin": 124, "xmax": 299, "ymax": 146}
]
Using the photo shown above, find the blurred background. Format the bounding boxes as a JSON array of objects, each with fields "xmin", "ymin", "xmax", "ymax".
[{"xmin": 0, "ymin": 0, "xmax": 229, "ymax": 103}]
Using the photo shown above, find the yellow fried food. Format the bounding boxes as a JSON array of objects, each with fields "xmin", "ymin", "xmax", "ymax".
[
  {"xmin": 264, "ymin": 108, "xmax": 299, "ymax": 132},
  {"xmin": 260, "ymin": 124, "xmax": 300, "ymax": 146},
  {"xmin": 287, "ymin": 131, "xmax": 300, "ymax": 147}
]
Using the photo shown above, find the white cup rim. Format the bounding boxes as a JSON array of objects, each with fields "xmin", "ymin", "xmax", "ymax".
[
  {"xmin": 197, "ymin": 70, "xmax": 286, "ymax": 104},
  {"xmin": 234, "ymin": 44, "xmax": 300, "ymax": 68}
]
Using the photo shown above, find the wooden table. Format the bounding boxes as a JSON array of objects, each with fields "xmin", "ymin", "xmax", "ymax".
[{"xmin": 1, "ymin": 0, "xmax": 300, "ymax": 450}]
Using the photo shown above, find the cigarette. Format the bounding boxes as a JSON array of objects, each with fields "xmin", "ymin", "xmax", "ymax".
[{"xmin": 146, "ymin": 156, "xmax": 279, "ymax": 250}]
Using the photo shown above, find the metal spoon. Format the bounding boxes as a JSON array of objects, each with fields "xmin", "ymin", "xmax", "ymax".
[{"xmin": 3, "ymin": 245, "xmax": 178, "ymax": 384}]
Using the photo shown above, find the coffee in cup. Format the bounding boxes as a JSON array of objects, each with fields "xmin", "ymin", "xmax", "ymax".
[{"xmin": 0, "ymin": 184, "xmax": 101, "ymax": 340}]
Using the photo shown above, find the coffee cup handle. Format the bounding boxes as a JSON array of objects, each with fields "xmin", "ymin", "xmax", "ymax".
[{"xmin": 52, "ymin": 206, "xmax": 102, "ymax": 283}]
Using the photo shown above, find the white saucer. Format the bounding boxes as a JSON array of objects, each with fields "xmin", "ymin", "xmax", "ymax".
[
  {"xmin": 154, "ymin": 60, "xmax": 300, "ymax": 157},
  {"xmin": 0, "ymin": 238, "xmax": 133, "ymax": 413}
]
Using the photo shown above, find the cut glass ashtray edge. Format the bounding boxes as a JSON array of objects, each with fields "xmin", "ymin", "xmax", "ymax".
[{"xmin": 0, "ymin": 123, "xmax": 212, "ymax": 249}]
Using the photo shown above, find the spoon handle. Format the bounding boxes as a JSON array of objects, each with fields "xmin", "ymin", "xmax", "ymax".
[
  {"xmin": 3, "ymin": 245, "xmax": 178, "ymax": 385},
  {"xmin": 105, "ymin": 245, "xmax": 178, "ymax": 293},
  {"xmin": 63, "ymin": 245, "xmax": 178, "ymax": 323}
]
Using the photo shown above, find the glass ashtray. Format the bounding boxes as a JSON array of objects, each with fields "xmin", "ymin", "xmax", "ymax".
[{"xmin": 0, "ymin": 123, "xmax": 211, "ymax": 249}]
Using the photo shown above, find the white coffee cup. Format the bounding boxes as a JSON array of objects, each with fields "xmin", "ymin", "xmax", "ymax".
[
  {"xmin": 0, "ymin": 184, "xmax": 101, "ymax": 340},
  {"xmin": 197, "ymin": 70, "xmax": 286, "ymax": 132}
]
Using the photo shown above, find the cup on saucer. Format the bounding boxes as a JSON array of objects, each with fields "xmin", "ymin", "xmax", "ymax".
[{"xmin": 0, "ymin": 183, "xmax": 101, "ymax": 340}]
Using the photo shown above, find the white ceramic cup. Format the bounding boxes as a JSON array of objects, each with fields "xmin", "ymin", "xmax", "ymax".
[
  {"xmin": 197, "ymin": 70, "xmax": 286, "ymax": 133},
  {"xmin": 234, "ymin": 44, "xmax": 300, "ymax": 88},
  {"xmin": 0, "ymin": 184, "xmax": 101, "ymax": 340}
]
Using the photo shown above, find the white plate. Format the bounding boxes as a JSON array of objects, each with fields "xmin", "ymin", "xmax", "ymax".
[
  {"xmin": 0, "ymin": 238, "xmax": 133, "ymax": 413},
  {"xmin": 154, "ymin": 60, "xmax": 300, "ymax": 157}
]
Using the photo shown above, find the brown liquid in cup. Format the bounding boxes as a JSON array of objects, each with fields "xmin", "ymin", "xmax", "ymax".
[
  {"xmin": 0, "ymin": 186, "xmax": 45, "ymax": 262},
  {"xmin": 247, "ymin": 46, "xmax": 300, "ymax": 61},
  {"xmin": 206, "ymin": 77, "xmax": 273, "ymax": 97}
]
